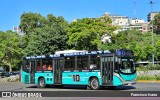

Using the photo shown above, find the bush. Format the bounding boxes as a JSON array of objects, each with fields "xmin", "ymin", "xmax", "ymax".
[
  {"xmin": 136, "ymin": 63, "xmax": 160, "ymax": 71},
  {"xmin": 147, "ymin": 64, "xmax": 160, "ymax": 70},
  {"xmin": 137, "ymin": 75, "xmax": 160, "ymax": 80}
]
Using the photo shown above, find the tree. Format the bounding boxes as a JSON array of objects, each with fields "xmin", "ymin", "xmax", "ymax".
[
  {"xmin": 0, "ymin": 30, "xmax": 21, "ymax": 72},
  {"xmin": 66, "ymin": 16, "xmax": 118, "ymax": 50},
  {"xmin": 20, "ymin": 13, "xmax": 68, "ymax": 56},
  {"xmin": 19, "ymin": 12, "xmax": 46, "ymax": 34},
  {"xmin": 101, "ymin": 30, "xmax": 158, "ymax": 61},
  {"xmin": 154, "ymin": 13, "xmax": 160, "ymax": 34}
]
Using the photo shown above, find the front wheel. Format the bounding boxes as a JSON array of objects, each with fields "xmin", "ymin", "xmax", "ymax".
[
  {"xmin": 90, "ymin": 78, "xmax": 100, "ymax": 90},
  {"xmin": 38, "ymin": 78, "xmax": 46, "ymax": 88}
]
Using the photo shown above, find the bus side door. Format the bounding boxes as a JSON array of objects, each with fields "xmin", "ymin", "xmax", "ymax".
[
  {"xmin": 30, "ymin": 60, "xmax": 36, "ymax": 84},
  {"xmin": 101, "ymin": 55, "xmax": 114, "ymax": 85},
  {"xmin": 53, "ymin": 58, "xmax": 64, "ymax": 84}
]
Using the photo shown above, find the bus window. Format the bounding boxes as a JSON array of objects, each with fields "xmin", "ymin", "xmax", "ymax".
[
  {"xmin": 64, "ymin": 57, "xmax": 75, "ymax": 70},
  {"xmin": 42, "ymin": 59, "xmax": 52, "ymax": 71},
  {"xmin": 90, "ymin": 55, "xmax": 100, "ymax": 70},
  {"xmin": 114, "ymin": 57, "xmax": 119, "ymax": 72},
  {"xmin": 36, "ymin": 59, "xmax": 41, "ymax": 71},
  {"xmin": 77, "ymin": 56, "xmax": 88, "ymax": 70},
  {"xmin": 120, "ymin": 59, "xmax": 135, "ymax": 74},
  {"xmin": 23, "ymin": 60, "xmax": 30, "ymax": 72}
]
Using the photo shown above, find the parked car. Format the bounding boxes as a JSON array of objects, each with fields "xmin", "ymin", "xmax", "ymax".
[
  {"xmin": 1, "ymin": 72, "xmax": 10, "ymax": 78},
  {"xmin": 0, "ymin": 72, "xmax": 3, "ymax": 77},
  {"xmin": 11, "ymin": 71, "xmax": 20, "ymax": 75}
]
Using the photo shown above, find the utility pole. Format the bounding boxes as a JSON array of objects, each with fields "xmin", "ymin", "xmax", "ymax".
[
  {"xmin": 148, "ymin": 1, "xmax": 155, "ymax": 65},
  {"xmin": 134, "ymin": 0, "xmax": 136, "ymax": 18}
]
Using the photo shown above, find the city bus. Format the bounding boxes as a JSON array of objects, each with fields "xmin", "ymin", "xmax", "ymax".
[{"xmin": 21, "ymin": 49, "xmax": 136, "ymax": 90}]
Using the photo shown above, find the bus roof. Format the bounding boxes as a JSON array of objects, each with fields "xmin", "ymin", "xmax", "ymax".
[
  {"xmin": 25, "ymin": 49, "xmax": 133, "ymax": 59},
  {"xmin": 55, "ymin": 50, "xmax": 87, "ymax": 54}
]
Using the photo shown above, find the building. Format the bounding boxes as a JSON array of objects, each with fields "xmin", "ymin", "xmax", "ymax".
[
  {"xmin": 130, "ymin": 18, "xmax": 149, "ymax": 33},
  {"xmin": 147, "ymin": 12, "xmax": 160, "ymax": 22},
  {"xmin": 103, "ymin": 12, "xmax": 131, "ymax": 33},
  {"xmin": 103, "ymin": 12, "xmax": 149, "ymax": 33},
  {"xmin": 13, "ymin": 26, "xmax": 24, "ymax": 36}
]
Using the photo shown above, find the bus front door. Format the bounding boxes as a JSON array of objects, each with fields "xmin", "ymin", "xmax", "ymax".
[
  {"xmin": 53, "ymin": 58, "xmax": 64, "ymax": 84},
  {"xmin": 101, "ymin": 56, "xmax": 114, "ymax": 85},
  {"xmin": 30, "ymin": 61, "xmax": 36, "ymax": 84}
]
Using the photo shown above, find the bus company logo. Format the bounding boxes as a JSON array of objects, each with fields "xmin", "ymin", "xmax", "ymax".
[{"xmin": 2, "ymin": 92, "xmax": 11, "ymax": 97}]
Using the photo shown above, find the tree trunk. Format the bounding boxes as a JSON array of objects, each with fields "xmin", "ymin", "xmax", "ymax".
[{"xmin": 9, "ymin": 65, "xmax": 12, "ymax": 72}]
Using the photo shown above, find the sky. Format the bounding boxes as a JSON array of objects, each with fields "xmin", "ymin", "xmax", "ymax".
[{"xmin": 0, "ymin": 0, "xmax": 160, "ymax": 32}]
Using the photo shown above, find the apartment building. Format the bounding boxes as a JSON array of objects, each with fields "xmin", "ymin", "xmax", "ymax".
[
  {"xmin": 103, "ymin": 12, "xmax": 149, "ymax": 33},
  {"xmin": 103, "ymin": 12, "xmax": 131, "ymax": 33},
  {"xmin": 130, "ymin": 18, "xmax": 149, "ymax": 33},
  {"xmin": 147, "ymin": 12, "xmax": 160, "ymax": 22}
]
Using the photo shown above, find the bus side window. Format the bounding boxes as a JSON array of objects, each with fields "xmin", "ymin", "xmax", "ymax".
[
  {"xmin": 42, "ymin": 63, "xmax": 47, "ymax": 70},
  {"xmin": 77, "ymin": 56, "xmax": 88, "ymax": 70},
  {"xmin": 36, "ymin": 59, "xmax": 41, "ymax": 71},
  {"xmin": 48, "ymin": 65, "xmax": 52, "ymax": 70},
  {"xmin": 90, "ymin": 55, "xmax": 100, "ymax": 70},
  {"xmin": 64, "ymin": 57, "xmax": 75, "ymax": 71},
  {"xmin": 114, "ymin": 57, "xmax": 118, "ymax": 72},
  {"xmin": 89, "ymin": 64, "xmax": 97, "ymax": 69},
  {"xmin": 24, "ymin": 60, "xmax": 30, "ymax": 72}
]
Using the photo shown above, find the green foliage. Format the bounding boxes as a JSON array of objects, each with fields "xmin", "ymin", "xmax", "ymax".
[
  {"xmin": 137, "ymin": 76, "xmax": 153, "ymax": 80},
  {"xmin": 66, "ymin": 16, "xmax": 118, "ymax": 50},
  {"xmin": 20, "ymin": 12, "xmax": 46, "ymax": 34},
  {"xmin": 153, "ymin": 13, "xmax": 160, "ymax": 34},
  {"xmin": 137, "ymin": 64, "xmax": 160, "ymax": 71},
  {"xmin": 147, "ymin": 64, "xmax": 160, "ymax": 70},
  {"xmin": 2, "ymin": 12, "xmax": 160, "ymax": 72},
  {"xmin": 0, "ymin": 31, "xmax": 21, "ymax": 71},
  {"xmin": 101, "ymin": 30, "xmax": 160, "ymax": 62},
  {"xmin": 137, "ymin": 75, "xmax": 160, "ymax": 80},
  {"xmin": 20, "ymin": 13, "xmax": 68, "ymax": 56}
]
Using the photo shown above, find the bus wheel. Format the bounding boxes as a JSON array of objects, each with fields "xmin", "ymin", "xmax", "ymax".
[
  {"xmin": 90, "ymin": 78, "xmax": 100, "ymax": 90},
  {"xmin": 38, "ymin": 78, "xmax": 46, "ymax": 88}
]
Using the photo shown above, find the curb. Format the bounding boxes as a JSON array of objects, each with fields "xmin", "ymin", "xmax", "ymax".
[{"xmin": 137, "ymin": 80, "xmax": 160, "ymax": 83}]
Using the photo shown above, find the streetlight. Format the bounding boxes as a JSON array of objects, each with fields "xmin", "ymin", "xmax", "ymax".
[{"xmin": 149, "ymin": 1, "xmax": 155, "ymax": 65}]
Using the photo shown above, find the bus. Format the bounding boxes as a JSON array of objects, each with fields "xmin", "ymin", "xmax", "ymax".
[{"xmin": 21, "ymin": 49, "xmax": 136, "ymax": 90}]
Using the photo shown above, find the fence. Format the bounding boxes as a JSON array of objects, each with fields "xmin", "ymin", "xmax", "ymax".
[
  {"xmin": 0, "ymin": 75, "xmax": 20, "ymax": 83},
  {"xmin": 137, "ymin": 70, "xmax": 160, "ymax": 76}
]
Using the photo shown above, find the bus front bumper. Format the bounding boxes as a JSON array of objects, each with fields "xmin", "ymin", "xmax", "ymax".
[{"xmin": 123, "ymin": 81, "xmax": 136, "ymax": 86}]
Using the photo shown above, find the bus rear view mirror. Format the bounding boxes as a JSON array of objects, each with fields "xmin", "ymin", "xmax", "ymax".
[{"xmin": 118, "ymin": 58, "xmax": 121, "ymax": 64}]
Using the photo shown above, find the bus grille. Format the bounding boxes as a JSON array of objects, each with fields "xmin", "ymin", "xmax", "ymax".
[{"xmin": 25, "ymin": 75, "xmax": 29, "ymax": 84}]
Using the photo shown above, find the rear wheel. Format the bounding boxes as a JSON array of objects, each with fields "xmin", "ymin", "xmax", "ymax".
[
  {"xmin": 38, "ymin": 78, "xmax": 46, "ymax": 88},
  {"xmin": 89, "ymin": 78, "xmax": 100, "ymax": 90}
]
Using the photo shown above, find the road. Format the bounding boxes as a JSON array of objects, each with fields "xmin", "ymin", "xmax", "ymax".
[
  {"xmin": 0, "ymin": 82, "xmax": 160, "ymax": 91},
  {"xmin": 0, "ymin": 82, "xmax": 160, "ymax": 100}
]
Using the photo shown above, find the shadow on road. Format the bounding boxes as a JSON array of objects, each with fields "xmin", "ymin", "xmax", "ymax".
[{"xmin": 26, "ymin": 85, "xmax": 136, "ymax": 91}]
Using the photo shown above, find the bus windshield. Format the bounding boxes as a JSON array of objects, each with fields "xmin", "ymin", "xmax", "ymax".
[{"xmin": 120, "ymin": 58, "xmax": 135, "ymax": 74}]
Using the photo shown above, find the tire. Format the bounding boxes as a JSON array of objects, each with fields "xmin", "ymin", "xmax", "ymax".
[
  {"xmin": 38, "ymin": 78, "xmax": 46, "ymax": 88},
  {"xmin": 90, "ymin": 78, "xmax": 100, "ymax": 90}
]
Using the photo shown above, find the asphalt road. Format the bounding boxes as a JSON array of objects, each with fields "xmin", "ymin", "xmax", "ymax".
[
  {"xmin": 0, "ymin": 82, "xmax": 160, "ymax": 91},
  {"xmin": 0, "ymin": 82, "xmax": 160, "ymax": 100}
]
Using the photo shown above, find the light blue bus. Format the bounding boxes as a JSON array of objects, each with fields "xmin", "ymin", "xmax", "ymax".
[{"xmin": 21, "ymin": 49, "xmax": 136, "ymax": 90}]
